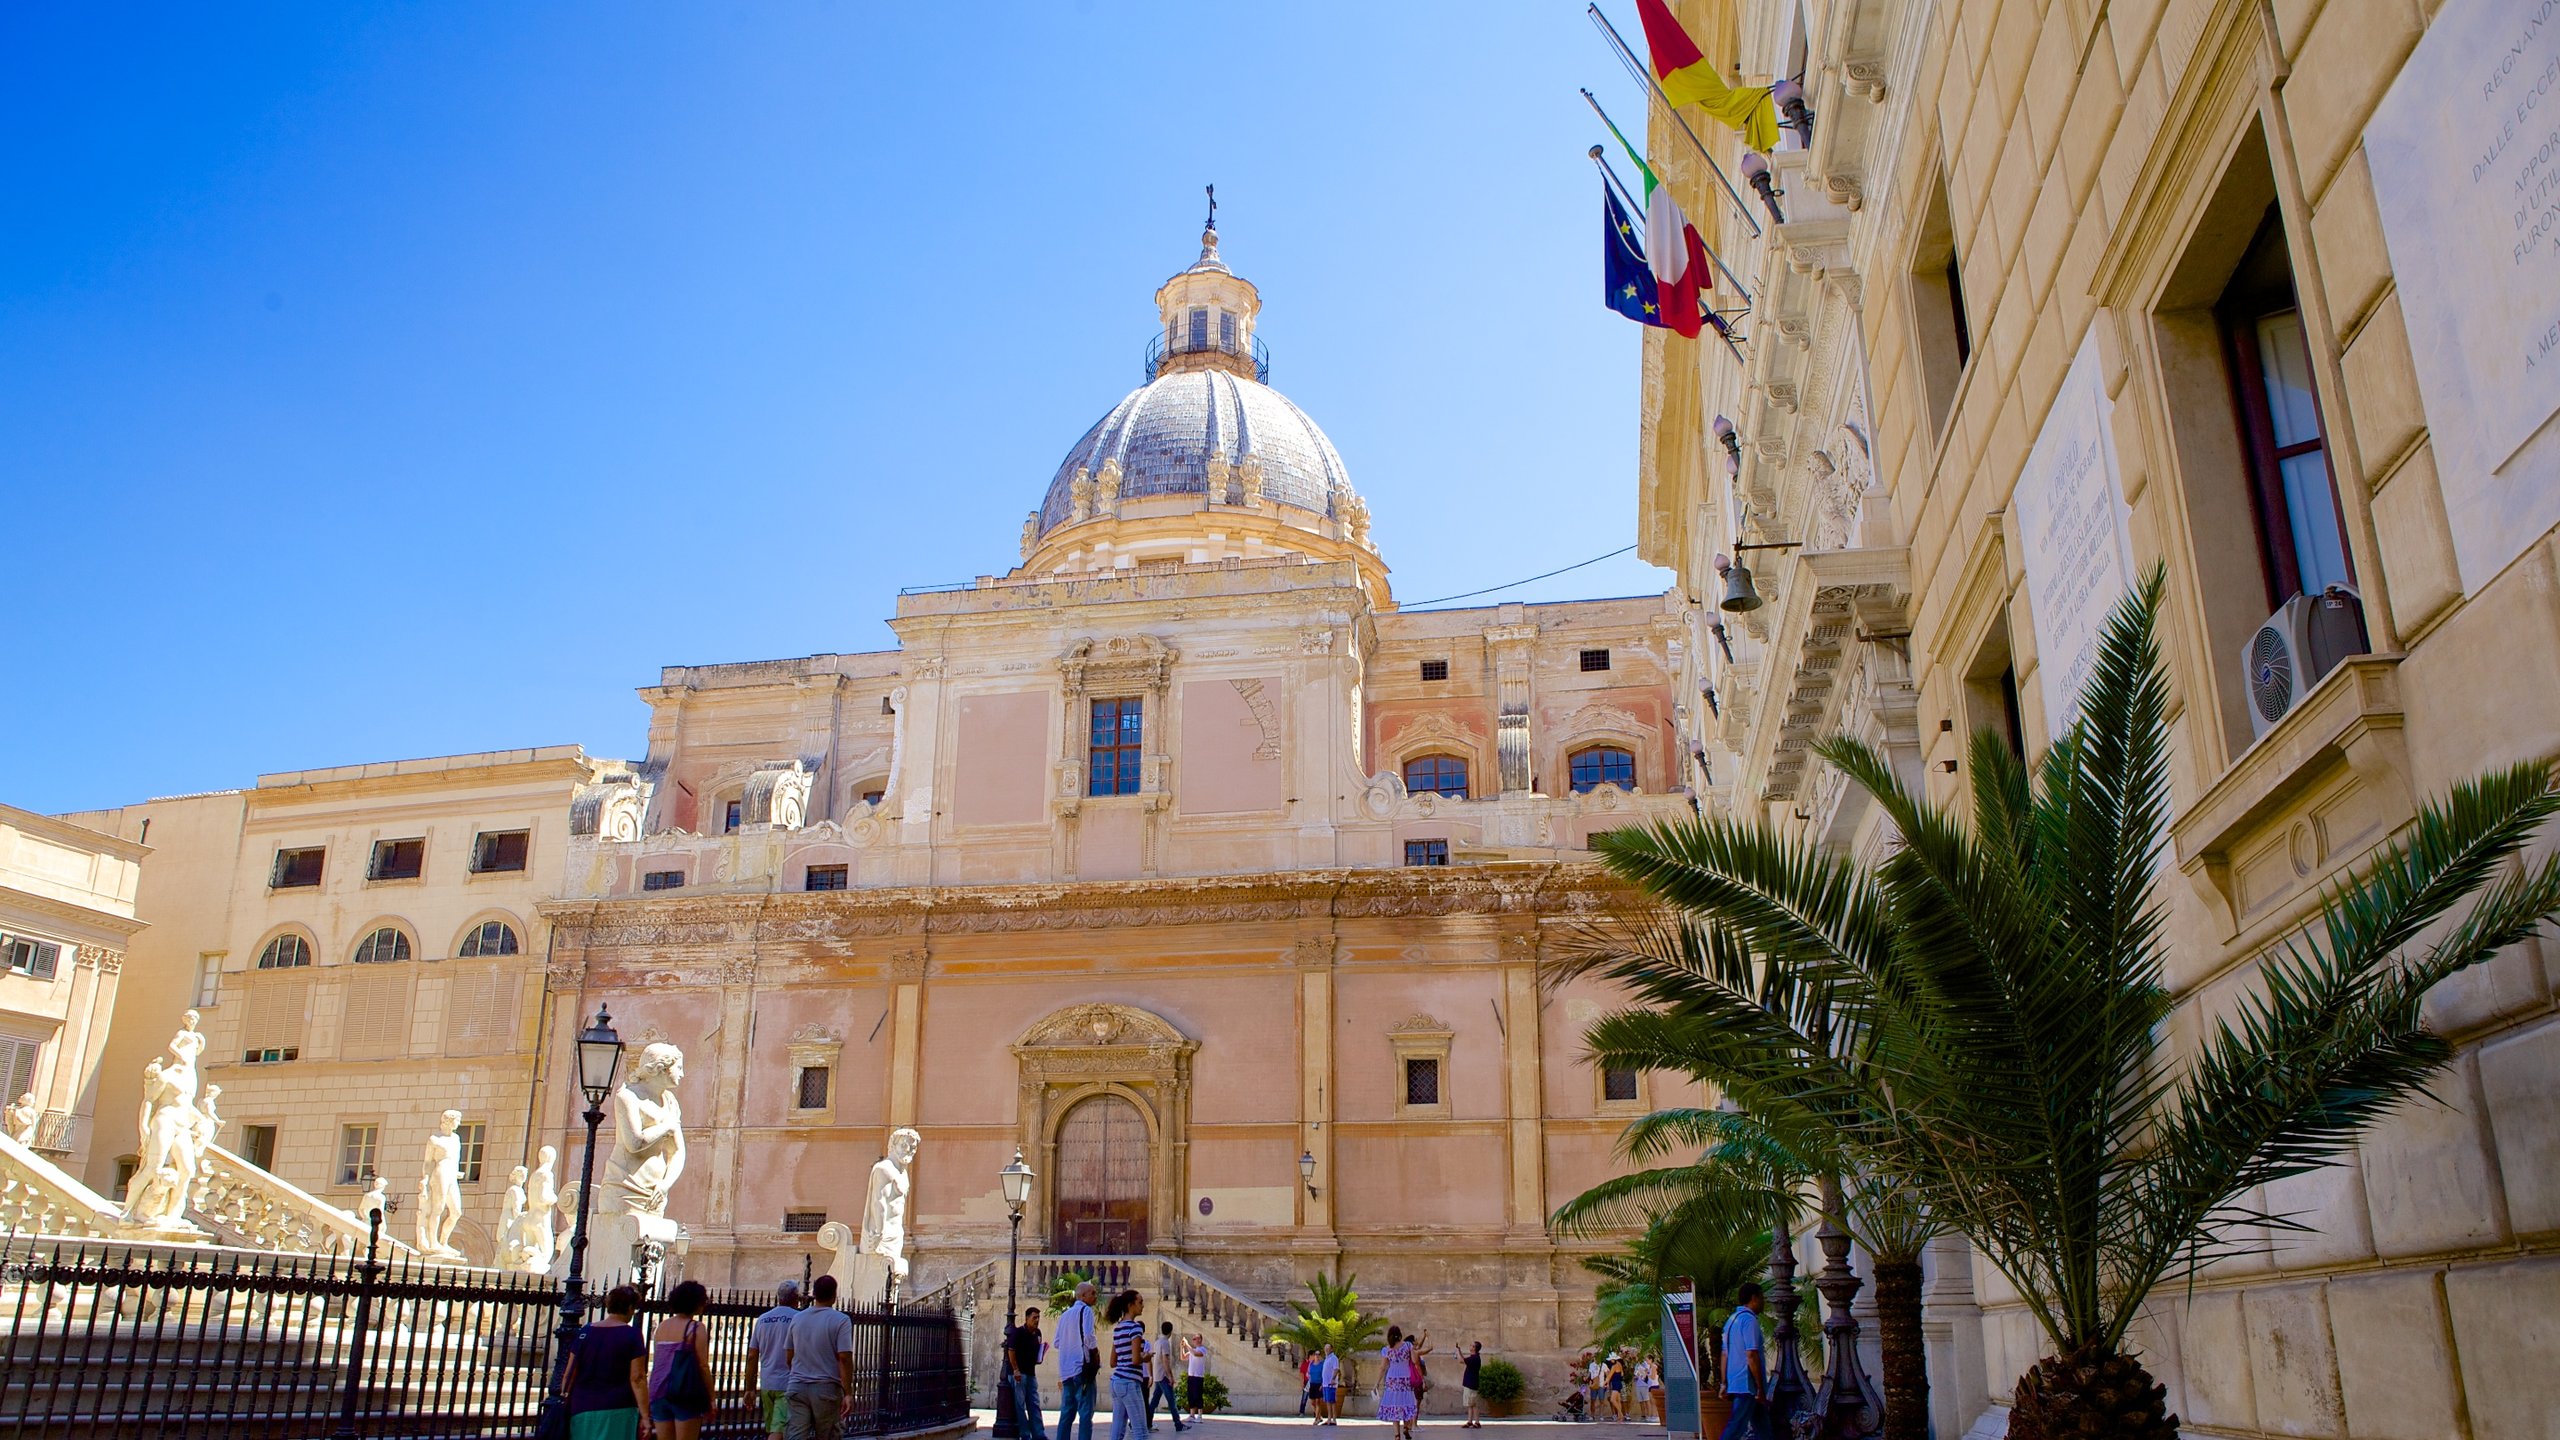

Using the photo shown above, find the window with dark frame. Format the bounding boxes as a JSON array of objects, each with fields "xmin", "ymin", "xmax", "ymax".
[
  {"xmin": 1568, "ymin": 747, "xmax": 1637, "ymax": 793},
  {"xmin": 724, "ymin": 800, "xmax": 744, "ymax": 834},
  {"xmin": 1402, "ymin": 754, "xmax": 1470, "ymax": 799},
  {"xmin": 368, "ymin": 838, "xmax": 425, "ymax": 881},
  {"xmin": 1403, "ymin": 1056, "xmax": 1442, "ymax": 1107},
  {"xmin": 458, "ymin": 921, "xmax": 520, "ymax": 957},
  {"xmin": 272, "ymin": 847, "xmax": 325, "ymax": 888},
  {"xmin": 804, "ymin": 864, "xmax": 850, "ymax": 892},
  {"xmin": 336, "ymin": 1123, "xmax": 379, "ymax": 1185},
  {"xmin": 1910, "ymin": 170, "xmax": 1973, "ymax": 435},
  {"xmin": 352, "ymin": 927, "xmax": 411, "ymax": 965},
  {"xmin": 1088, "ymin": 697, "xmax": 1144, "ymax": 796},
  {"xmin": 244, "ymin": 1046, "xmax": 300, "ymax": 1064},
  {"xmin": 2217, "ymin": 211, "xmax": 2355, "ymax": 608},
  {"xmin": 642, "ymin": 870, "xmax": 684, "ymax": 891},
  {"xmin": 1579, "ymin": 648, "xmax": 1612, "ymax": 672},
  {"xmin": 241, "ymin": 1125, "xmax": 278, "ymax": 1172},
  {"xmin": 1188, "ymin": 307, "xmax": 1208, "ymax": 349},
  {"xmin": 797, "ymin": 1065, "xmax": 832, "ymax": 1110},
  {"xmin": 783, "ymin": 1210, "xmax": 828, "ymax": 1233},
  {"xmin": 256, "ymin": 934, "xmax": 311, "ymax": 969},
  {"xmin": 471, "ymin": 830, "xmax": 530, "ymax": 873},
  {"xmin": 1603, "ymin": 1067, "xmax": 1641, "ymax": 1103},
  {"xmin": 1404, "ymin": 838, "xmax": 1451, "ymax": 867},
  {"xmin": 1419, "ymin": 659, "xmax": 1449, "ymax": 682},
  {"xmin": 2, "ymin": 935, "xmax": 60, "ymax": 979},
  {"xmin": 456, "ymin": 1122, "xmax": 487, "ymax": 1184},
  {"xmin": 113, "ymin": 1156, "xmax": 137, "ymax": 1200}
]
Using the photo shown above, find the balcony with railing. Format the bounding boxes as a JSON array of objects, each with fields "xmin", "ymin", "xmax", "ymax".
[{"xmin": 1145, "ymin": 330, "xmax": 1270, "ymax": 384}]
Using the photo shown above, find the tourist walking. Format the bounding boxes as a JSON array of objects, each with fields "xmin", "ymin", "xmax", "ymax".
[
  {"xmin": 1300, "ymin": 1352, "xmax": 1317, "ymax": 1418},
  {"xmin": 1318, "ymin": 1344, "xmax": 1342, "ymax": 1425},
  {"xmin": 1635, "ymin": 1353, "xmax": 1663, "ymax": 1427},
  {"xmin": 1718, "ymin": 1284, "xmax": 1768, "ymax": 1440},
  {"xmin": 647, "ymin": 1280, "xmax": 715, "ymax": 1440},
  {"xmin": 1057, "ymin": 1281, "xmax": 1101, "ymax": 1440},
  {"xmin": 1147, "ymin": 1320, "xmax": 1187, "ymax": 1432},
  {"xmin": 751, "ymin": 1280, "xmax": 804, "ymax": 1440},
  {"xmin": 556, "ymin": 1284, "xmax": 651, "ymax": 1440},
  {"xmin": 783, "ymin": 1274, "xmax": 857, "ymax": 1440},
  {"xmin": 1375, "ymin": 1325, "xmax": 1431, "ymax": 1440},
  {"xmin": 1007, "ymin": 1307, "xmax": 1049, "ymax": 1440},
  {"xmin": 1105, "ymin": 1290, "xmax": 1150, "ymax": 1440},
  {"xmin": 1183, "ymin": 1334, "xmax": 1210, "ymax": 1421},
  {"xmin": 1459, "ymin": 1342, "xmax": 1485, "ymax": 1428},
  {"xmin": 1603, "ymin": 1350, "xmax": 1627, "ymax": 1422}
]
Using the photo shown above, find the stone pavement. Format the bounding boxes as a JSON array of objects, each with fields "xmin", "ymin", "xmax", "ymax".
[{"xmin": 974, "ymin": 1411, "xmax": 1674, "ymax": 1440}]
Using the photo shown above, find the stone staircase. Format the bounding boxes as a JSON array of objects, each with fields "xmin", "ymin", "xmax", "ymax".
[
  {"xmin": 0, "ymin": 1129, "xmax": 414, "ymax": 1260},
  {"xmin": 913, "ymin": 1253, "xmax": 1308, "ymax": 1415},
  {"xmin": 0, "ymin": 1130, "xmax": 122, "ymax": 1238}
]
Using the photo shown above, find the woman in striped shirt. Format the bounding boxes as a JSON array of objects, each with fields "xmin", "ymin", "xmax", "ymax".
[{"xmin": 1105, "ymin": 1289, "xmax": 1149, "ymax": 1440}]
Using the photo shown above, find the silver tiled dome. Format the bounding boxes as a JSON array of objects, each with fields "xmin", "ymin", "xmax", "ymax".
[{"xmin": 1037, "ymin": 369, "xmax": 1352, "ymax": 536}]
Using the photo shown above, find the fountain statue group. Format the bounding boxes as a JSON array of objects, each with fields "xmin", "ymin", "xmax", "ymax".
[{"xmin": 121, "ymin": 1010, "xmax": 218, "ymax": 1238}]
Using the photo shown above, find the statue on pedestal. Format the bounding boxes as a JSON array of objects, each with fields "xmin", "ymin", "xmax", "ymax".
[
  {"xmin": 414, "ymin": 1110, "xmax": 468, "ymax": 1261},
  {"xmin": 3, "ymin": 1091, "xmax": 37, "ymax": 1146},
  {"xmin": 589, "ymin": 1043, "xmax": 688, "ymax": 1281},
  {"xmin": 496, "ymin": 1166, "xmax": 537, "ymax": 1271},
  {"xmin": 120, "ymin": 1014, "xmax": 211, "ymax": 1238},
  {"xmin": 823, "ymin": 1127, "xmax": 920, "ymax": 1306}
]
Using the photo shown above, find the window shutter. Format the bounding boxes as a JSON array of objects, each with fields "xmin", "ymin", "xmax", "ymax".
[
  {"xmin": 447, "ymin": 965, "xmax": 523, "ymax": 1057},
  {"xmin": 340, "ymin": 972, "xmax": 411, "ymax": 1060},
  {"xmin": 0, "ymin": 1036, "xmax": 40, "ymax": 1106},
  {"xmin": 245, "ymin": 974, "xmax": 311, "ymax": 1055}
]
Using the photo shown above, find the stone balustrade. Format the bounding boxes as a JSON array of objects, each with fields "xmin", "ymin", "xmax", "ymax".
[
  {"xmin": 0, "ymin": 1130, "xmax": 120, "ymax": 1239},
  {"xmin": 190, "ymin": 1144, "xmax": 417, "ymax": 1260}
]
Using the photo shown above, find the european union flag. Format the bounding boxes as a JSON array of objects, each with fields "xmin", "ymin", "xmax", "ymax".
[{"xmin": 1603, "ymin": 184, "xmax": 1667, "ymax": 329}]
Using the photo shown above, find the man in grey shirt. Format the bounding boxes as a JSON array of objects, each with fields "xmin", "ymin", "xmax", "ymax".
[{"xmin": 784, "ymin": 1274, "xmax": 857, "ymax": 1440}]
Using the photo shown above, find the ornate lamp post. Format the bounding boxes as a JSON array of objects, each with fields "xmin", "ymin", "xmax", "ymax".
[
  {"xmin": 995, "ymin": 1149, "xmax": 1036, "ymax": 1440},
  {"xmin": 540, "ymin": 1005, "xmax": 625, "ymax": 1437},
  {"xmin": 1806, "ymin": 1173, "xmax": 1885, "ymax": 1439}
]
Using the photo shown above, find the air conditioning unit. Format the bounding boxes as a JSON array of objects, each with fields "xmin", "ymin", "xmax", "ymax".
[{"xmin": 2243, "ymin": 585, "xmax": 2367, "ymax": 737}]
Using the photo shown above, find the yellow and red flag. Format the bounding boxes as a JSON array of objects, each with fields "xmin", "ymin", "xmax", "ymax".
[{"xmin": 1634, "ymin": 0, "xmax": 1781, "ymax": 155}]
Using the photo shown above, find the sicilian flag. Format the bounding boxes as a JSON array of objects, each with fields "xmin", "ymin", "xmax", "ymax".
[
  {"xmin": 1635, "ymin": 0, "xmax": 1781, "ymax": 155},
  {"xmin": 1600, "ymin": 117, "xmax": 1709, "ymax": 340}
]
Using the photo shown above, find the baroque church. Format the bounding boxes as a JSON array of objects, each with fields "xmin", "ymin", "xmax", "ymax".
[{"xmin": 61, "ymin": 224, "xmax": 1699, "ymax": 1392}]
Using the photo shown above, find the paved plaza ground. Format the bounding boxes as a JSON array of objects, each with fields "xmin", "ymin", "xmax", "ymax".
[{"xmin": 973, "ymin": 1411, "xmax": 1674, "ymax": 1439}]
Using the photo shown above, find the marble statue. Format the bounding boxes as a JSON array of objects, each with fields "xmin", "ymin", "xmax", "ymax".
[
  {"xmin": 495, "ymin": 1166, "xmax": 536, "ymax": 1272},
  {"xmin": 414, "ymin": 1109, "xmax": 467, "ymax": 1261},
  {"xmin": 589, "ymin": 1042, "xmax": 688, "ymax": 1280},
  {"xmin": 190, "ymin": 1085, "xmax": 223, "ymax": 1166},
  {"xmin": 122, "ymin": 1017, "xmax": 213, "ymax": 1235},
  {"xmin": 522, "ymin": 1145, "xmax": 561, "ymax": 1273},
  {"xmin": 358, "ymin": 1175, "xmax": 390, "ymax": 1226},
  {"xmin": 3, "ymin": 1091, "xmax": 37, "ymax": 1146},
  {"xmin": 826, "ymin": 1127, "xmax": 920, "ymax": 1304}
]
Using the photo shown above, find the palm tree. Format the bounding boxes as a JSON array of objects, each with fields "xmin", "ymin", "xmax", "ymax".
[
  {"xmin": 1581, "ymin": 1211, "xmax": 1769, "ymax": 1359},
  {"xmin": 1559, "ymin": 569, "xmax": 2560, "ymax": 1438},
  {"xmin": 1271, "ymin": 1271, "xmax": 1389, "ymax": 1391}
]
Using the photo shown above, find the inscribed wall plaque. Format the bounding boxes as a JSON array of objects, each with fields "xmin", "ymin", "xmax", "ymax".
[
  {"xmin": 2368, "ymin": 0, "xmax": 2560, "ymax": 592},
  {"xmin": 2013, "ymin": 332, "xmax": 2136, "ymax": 729}
]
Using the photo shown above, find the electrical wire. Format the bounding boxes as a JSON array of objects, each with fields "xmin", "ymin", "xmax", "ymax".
[{"xmin": 1400, "ymin": 544, "xmax": 1641, "ymax": 609}]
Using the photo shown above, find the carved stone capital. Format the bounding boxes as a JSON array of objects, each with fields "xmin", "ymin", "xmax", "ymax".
[
  {"xmin": 76, "ymin": 945, "xmax": 124, "ymax": 974},
  {"xmin": 888, "ymin": 950, "xmax": 930, "ymax": 984}
]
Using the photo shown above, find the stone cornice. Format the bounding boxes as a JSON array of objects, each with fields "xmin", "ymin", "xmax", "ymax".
[
  {"xmin": 0, "ymin": 885, "xmax": 149, "ymax": 941},
  {"xmin": 537, "ymin": 862, "xmax": 1640, "ymax": 947}
]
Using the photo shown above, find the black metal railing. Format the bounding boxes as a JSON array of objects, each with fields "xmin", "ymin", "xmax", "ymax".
[
  {"xmin": 1143, "ymin": 332, "xmax": 1270, "ymax": 384},
  {"xmin": 0, "ymin": 1234, "xmax": 968, "ymax": 1439}
]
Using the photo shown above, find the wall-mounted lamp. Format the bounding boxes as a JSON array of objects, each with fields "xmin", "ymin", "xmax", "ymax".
[
  {"xmin": 1298, "ymin": 1150, "xmax": 1320, "ymax": 1199},
  {"xmin": 1710, "ymin": 415, "xmax": 1742, "ymax": 476},
  {"xmin": 1708, "ymin": 621, "xmax": 1736, "ymax": 665},
  {"xmin": 1701, "ymin": 682, "xmax": 1721, "ymax": 718},
  {"xmin": 1773, "ymin": 79, "xmax": 1815, "ymax": 149},
  {"xmin": 1739, "ymin": 152, "xmax": 1786, "ymax": 225}
]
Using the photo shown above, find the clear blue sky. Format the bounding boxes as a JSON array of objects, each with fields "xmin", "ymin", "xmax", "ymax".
[{"xmin": 2, "ymin": 4, "xmax": 1673, "ymax": 813}]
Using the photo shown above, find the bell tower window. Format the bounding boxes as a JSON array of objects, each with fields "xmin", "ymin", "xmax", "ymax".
[{"xmin": 1188, "ymin": 308, "xmax": 1208, "ymax": 350}]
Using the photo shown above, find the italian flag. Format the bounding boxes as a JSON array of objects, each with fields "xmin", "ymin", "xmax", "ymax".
[
  {"xmin": 1636, "ymin": 0, "xmax": 1782, "ymax": 155},
  {"xmin": 1602, "ymin": 113, "xmax": 1710, "ymax": 340}
]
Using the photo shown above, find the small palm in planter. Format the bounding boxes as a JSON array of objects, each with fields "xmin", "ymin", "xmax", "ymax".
[{"xmin": 1563, "ymin": 569, "xmax": 2560, "ymax": 1438}]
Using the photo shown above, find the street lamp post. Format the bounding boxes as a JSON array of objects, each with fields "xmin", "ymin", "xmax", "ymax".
[
  {"xmin": 995, "ymin": 1149, "xmax": 1036, "ymax": 1440},
  {"xmin": 540, "ymin": 1005, "xmax": 625, "ymax": 1438}
]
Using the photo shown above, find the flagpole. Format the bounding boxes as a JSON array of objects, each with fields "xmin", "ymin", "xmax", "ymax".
[
  {"xmin": 1581, "ymin": 88, "xmax": 1756, "ymax": 306},
  {"xmin": 1589, "ymin": 146, "xmax": 1751, "ymax": 363},
  {"xmin": 1585, "ymin": 4, "xmax": 1762, "ymax": 239}
]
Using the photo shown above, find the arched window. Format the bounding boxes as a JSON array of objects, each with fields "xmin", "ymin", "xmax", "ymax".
[
  {"xmin": 1568, "ymin": 746, "xmax": 1636, "ymax": 794},
  {"xmin": 458, "ymin": 921, "xmax": 520, "ymax": 958},
  {"xmin": 257, "ymin": 934, "xmax": 311, "ymax": 969},
  {"xmin": 1402, "ymin": 754, "xmax": 1471, "ymax": 799},
  {"xmin": 351, "ymin": 927, "xmax": 411, "ymax": 965}
]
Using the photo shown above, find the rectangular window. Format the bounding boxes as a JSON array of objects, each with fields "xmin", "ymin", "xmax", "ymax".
[
  {"xmin": 1403, "ymin": 839, "xmax": 1450, "ymax": 867},
  {"xmin": 1188, "ymin": 308, "xmax": 1208, "ymax": 349},
  {"xmin": 724, "ymin": 800, "xmax": 744, "ymax": 834},
  {"xmin": 456, "ymin": 1122, "xmax": 487, "ymax": 1184},
  {"xmin": 1219, "ymin": 311, "xmax": 1237, "ymax": 349},
  {"xmin": 0, "ymin": 1035, "xmax": 40, "ymax": 1111},
  {"xmin": 271, "ymin": 847, "xmax": 325, "ymax": 888},
  {"xmin": 804, "ymin": 864, "xmax": 849, "ymax": 892},
  {"xmin": 471, "ymin": 830, "xmax": 530, "ymax": 873},
  {"xmin": 336, "ymin": 1124, "xmax": 380, "ymax": 1186},
  {"xmin": 1579, "ymin": 648, "xmax": 1612, "ymax": 672},
  {"xmin": 2218, "ymin": 213, "xmax": 2355, "ymax": 605},
  {"xmin": 642, "ymin": 870, "xmax": 684, "ymax": 891},
  {"xmin": 796, "ymin": 1065, "xmax": 832, "ymax": 1110},
  {"xmin": 1088, "ymin": 697, "xmax": 1144, "ymax": 796},
  {"xmin": 1910, "ymin": 170, "xmax": 1972, "ymax": 435},
  {"xmin": 113, "ymin": 1156, "xmax": 137, "ymax": 1200},
  {"xmin": 241, "ymin": 1124, "xmax": 278, "ymax": 1172},
  {"xmin": 1602, "ymin": 1067, "xmax": 1641, "ymax": 1102},
  {"xmin": 244, "ymin": 1047, "xmax": 300, "ymax": 1065},
  {"xmin": 193, "ymin": 955, "xmax": 222, "ymax": 1008},
  {"xmin": 1419, "ymin": 659, "xmax": 1449, "ymax": 682},
  {"xmin": 368, "ymin": 838, "xmax": 425, "ymax": 881},
  {"xmin": 1403, "ymin": 1056, "xmax": 1442, "ymax": 1107},
  {"xmin": 783, "ymin": 1210, "xmax": 828, "ymax": 1233},
  {"xmin": 2, "ymin": 935, "xmax": 60, "ymax": 979}
]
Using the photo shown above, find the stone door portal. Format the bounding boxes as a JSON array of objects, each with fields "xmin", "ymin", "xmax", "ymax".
[{"xmin": 1055, "ymin": 1094, "xmax": 1150, "ymax": 1254}]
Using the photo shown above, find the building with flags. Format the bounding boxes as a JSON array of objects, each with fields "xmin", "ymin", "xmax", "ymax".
[
  {"xmin": 1626, "ymin": 0, "xmax": 2560, "ymax": 1437},
  {"xmin": 65, "ymin": 218, "xmax": 1699, "ymax": 1405}
]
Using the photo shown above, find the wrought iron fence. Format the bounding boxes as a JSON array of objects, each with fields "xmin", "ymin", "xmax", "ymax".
[{"xmin": 0, "ymin": 1233, "xmax": 967, "ymax": 1439}]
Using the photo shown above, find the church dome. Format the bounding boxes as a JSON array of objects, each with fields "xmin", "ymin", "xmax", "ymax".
[{"xmin": 1035, "ymin": 367, "xmax": 1352, "ymax": 537}]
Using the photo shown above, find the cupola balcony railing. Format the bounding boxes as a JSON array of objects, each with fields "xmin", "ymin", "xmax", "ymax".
[{"xmin": 1144, "ymin": 330, "xmax": 1270, "ymax": 383}]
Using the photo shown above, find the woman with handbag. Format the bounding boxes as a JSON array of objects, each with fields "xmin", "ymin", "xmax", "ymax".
[
  {"xmin": 647, "ymin": 1281, "xmax": 716, "ymax": 1440},
  {"xmin": 557, "ymin": 1284, "xmax": 653, "ymax": 1440}
]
